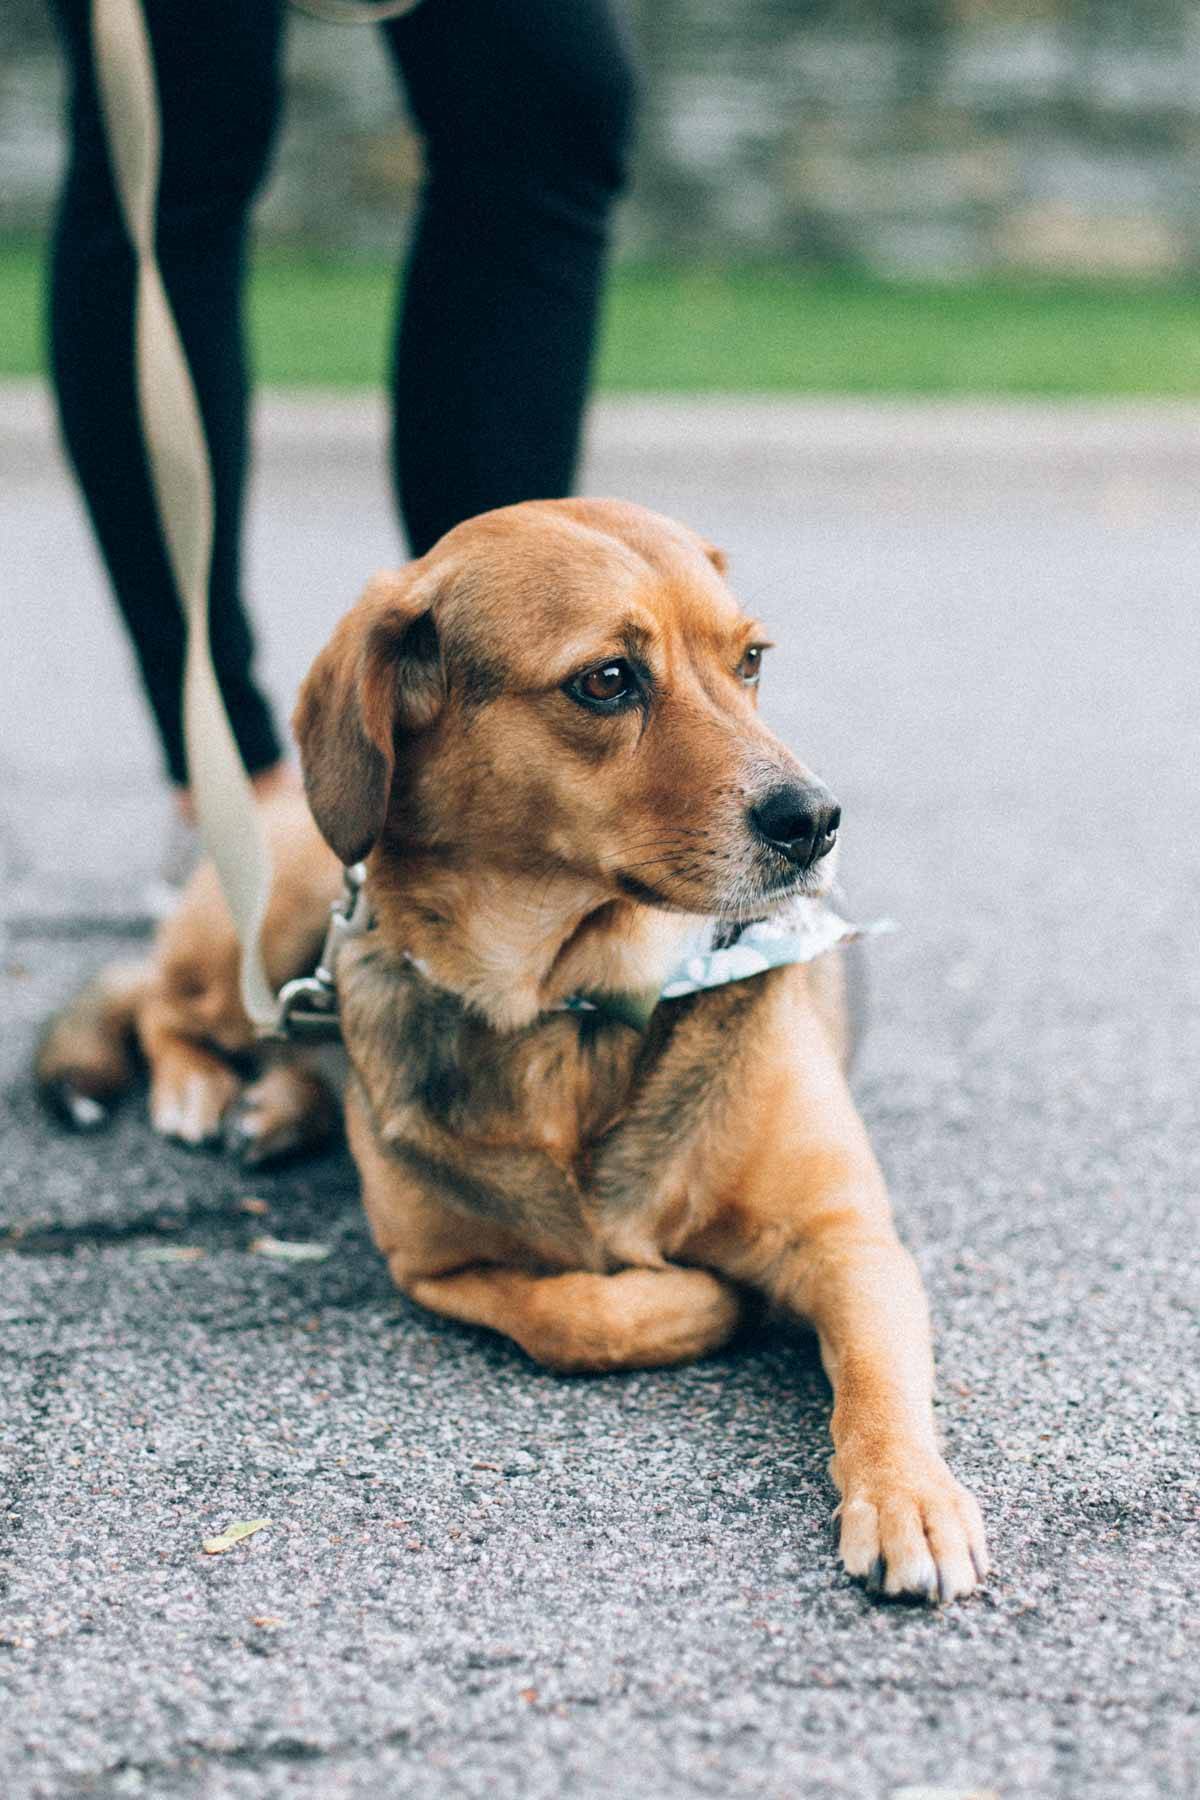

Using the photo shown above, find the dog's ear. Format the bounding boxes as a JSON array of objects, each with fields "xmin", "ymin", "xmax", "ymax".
[
  {"xmin": 703, "ymin": 541, "xmax": 729, "ymax": 576},
  {"xmin": 292, "ymin": 568, "xmax": 444, "ymax": 865}
]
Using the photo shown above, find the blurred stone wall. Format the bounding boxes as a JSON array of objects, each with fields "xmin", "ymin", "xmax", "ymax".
[{"xmin": 4, "ymin": 0, "xmax": 1200, "ymax": 276}]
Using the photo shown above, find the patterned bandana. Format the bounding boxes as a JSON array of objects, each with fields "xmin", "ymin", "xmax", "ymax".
[
  {"xmin": 558, "ymin": 896, "xmax": 894, "ymax": 1032},
  {"xmin": 281, "ymin": 866, "xmax": 894, "ymax": 1043}
]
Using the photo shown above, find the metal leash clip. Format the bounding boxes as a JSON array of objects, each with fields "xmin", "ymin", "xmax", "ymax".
[{"xmin": 268, "ymin": 862, "xmax": 370, "ymax": 1041}]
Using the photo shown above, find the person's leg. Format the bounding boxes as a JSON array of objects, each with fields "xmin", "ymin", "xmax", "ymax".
[
  {"xmin": 48, "ymin": 0, "xmax": 287, "ymax": 792},
  {"xmin": 382, "ymin": 0, "xmax": 638, "ymax": 554}
]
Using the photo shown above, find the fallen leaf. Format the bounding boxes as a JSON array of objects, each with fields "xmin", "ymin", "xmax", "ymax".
[
  {"xmin": 138, "ymin": 1245, "xmax": 206, "ymax": 1264},
  {"xmin": 250, "ymin": 1237, "xmax": 330, "ymax": 1263},
  {"xmin": 239, "ymin": 1196, "xmax": 270, "ymax": 1216},
  {"xmin": 202, "ymin": 1518, "xmax": 272, "ymax": 1555},
  {"xmin": 250, "ymin": 1615, "xmax": 285, "ymax": 1629}
]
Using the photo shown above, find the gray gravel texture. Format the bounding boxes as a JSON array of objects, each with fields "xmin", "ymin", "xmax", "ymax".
[{"xmin": 2, "ymin": 393, "xmax": 1198, "ymax": 1799}]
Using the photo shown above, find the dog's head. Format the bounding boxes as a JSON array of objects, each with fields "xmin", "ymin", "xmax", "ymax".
[{"xmin": 293, "ymin": 498, "xmax": 839, "ymax": 923}]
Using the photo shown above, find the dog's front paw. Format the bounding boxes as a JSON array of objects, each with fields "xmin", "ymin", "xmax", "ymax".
[{"xmin": 832, "ymin": 1447, "xmax": 988, "ymax": 1605}]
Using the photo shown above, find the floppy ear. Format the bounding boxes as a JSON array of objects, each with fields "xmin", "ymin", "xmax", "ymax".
[{"xmin": 292, "ymin": 568, "xmax": 444, "ymax": 865}]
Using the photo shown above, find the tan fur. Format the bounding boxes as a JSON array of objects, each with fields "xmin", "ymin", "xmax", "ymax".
[{"xmin": 37, "ymin": 498, "xmax": 986, "ymax": 1603}]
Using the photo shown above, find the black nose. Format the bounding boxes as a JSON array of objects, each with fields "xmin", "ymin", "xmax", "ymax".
[{"xmin": 749, "ymin": 784, "xmax": 841, "ymax": 869}]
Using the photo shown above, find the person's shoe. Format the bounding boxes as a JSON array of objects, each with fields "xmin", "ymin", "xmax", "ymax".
[{"xmin": 143, "ymin": 803, "xmax": 199, "ymax": 920}]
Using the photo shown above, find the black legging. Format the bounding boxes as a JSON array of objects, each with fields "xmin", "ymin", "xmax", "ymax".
[{"xmin": 49, "ymin": 0, "xmax": 637, "ymax": 785}]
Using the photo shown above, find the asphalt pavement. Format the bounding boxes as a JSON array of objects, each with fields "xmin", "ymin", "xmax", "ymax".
[{"xmin": 2, "ymin": 385, "xmax": 1198, "ymax": 1799}]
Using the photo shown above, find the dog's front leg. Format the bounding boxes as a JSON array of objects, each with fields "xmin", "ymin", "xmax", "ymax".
[
  {"xmin": 781, "ymin": 1197, "xmax": 986, "ymax": 1603},
  {"xmin": 692, "ymin": 1002, "xmax": 987, "ymax": 1603}
]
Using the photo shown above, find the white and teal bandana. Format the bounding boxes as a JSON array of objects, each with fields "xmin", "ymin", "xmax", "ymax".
[
  {"xmin": 286, "ymin": 864, "xmax": 893, "ymax": 1043},
  {"xmin": 559, "ymin": 897, "xmax": 894, "ymax": 1031}
]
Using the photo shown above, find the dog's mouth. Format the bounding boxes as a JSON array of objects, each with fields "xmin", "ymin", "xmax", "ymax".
[
  {"xmin": 764, "ymin": 844, "xmax": 837, "ymax": 897},
  {"xmin": 718, "ymin": 859, "xmax": 835, "ymax": 921},
  {"xmin": 615, "ymin": 847, "xmax": 833, "ymax": 920},
  {"xmin": 615, "ymin": 870, "xmax": 681, "ymax": 910}
]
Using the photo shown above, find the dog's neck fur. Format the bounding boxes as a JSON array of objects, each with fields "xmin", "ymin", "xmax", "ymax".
[{"xmin": 367, "ymin": 855, "xmax": 702, "ymax": 1033}]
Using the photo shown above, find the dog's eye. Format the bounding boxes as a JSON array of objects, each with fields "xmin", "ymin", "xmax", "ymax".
[
  {"xmin": 567, "ymin": 659, "xmax": 639, "ymax": 711},
  {"xmin": 737, "ymin": 646, "xmax": 765, "ymax": 685}
]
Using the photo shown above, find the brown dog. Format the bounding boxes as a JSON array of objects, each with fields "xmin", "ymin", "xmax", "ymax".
[{"xmin": 38, "ymin": 498, "xmax": 987, "ymax": 1603}]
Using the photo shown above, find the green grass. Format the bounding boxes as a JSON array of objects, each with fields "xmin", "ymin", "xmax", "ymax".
[
  {"xmin": 5, "ymin": 242, "xmax": 1200, "ymax": 394},
  {"xmin": 600, "ymin": 265, "xmax": 1200, "ymax": 396}
]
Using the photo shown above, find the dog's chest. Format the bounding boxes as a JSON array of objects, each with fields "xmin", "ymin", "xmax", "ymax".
[{"xmin": 338, "ymin": 941, "xmax": 762, "ymax": 1204}]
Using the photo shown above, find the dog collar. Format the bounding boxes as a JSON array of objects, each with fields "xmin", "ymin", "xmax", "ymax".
[{"xmin": 274, "ymin": 866, "xmax": 891, "ymax": 1040}]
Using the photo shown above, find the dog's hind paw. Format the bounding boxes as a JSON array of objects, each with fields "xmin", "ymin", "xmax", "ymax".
[
  {"xmin": 224, "ymin": 1065, "xmax": 338, "ymax": 1168},
  {"xmin": 150, "ymin": 1057, "xmax": 242, "ymax": 1149},
  {"xmin": 224, "ymin": 1102, "xmax": 307, "ymax": 1168},
  {"xmin": 39, "ymin": 1078, "xmax": 113, "ymax": 1133}
]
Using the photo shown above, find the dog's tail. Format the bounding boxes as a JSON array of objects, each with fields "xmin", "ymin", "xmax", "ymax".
[{"xmin": 35, "ymin": 960, "xmax": 151, "ymax": 1131}]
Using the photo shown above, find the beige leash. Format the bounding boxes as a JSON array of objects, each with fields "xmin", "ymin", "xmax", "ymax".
[{"xmin": 89, "ymin": 0, "xmax": 278, "ymax": 1027}]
